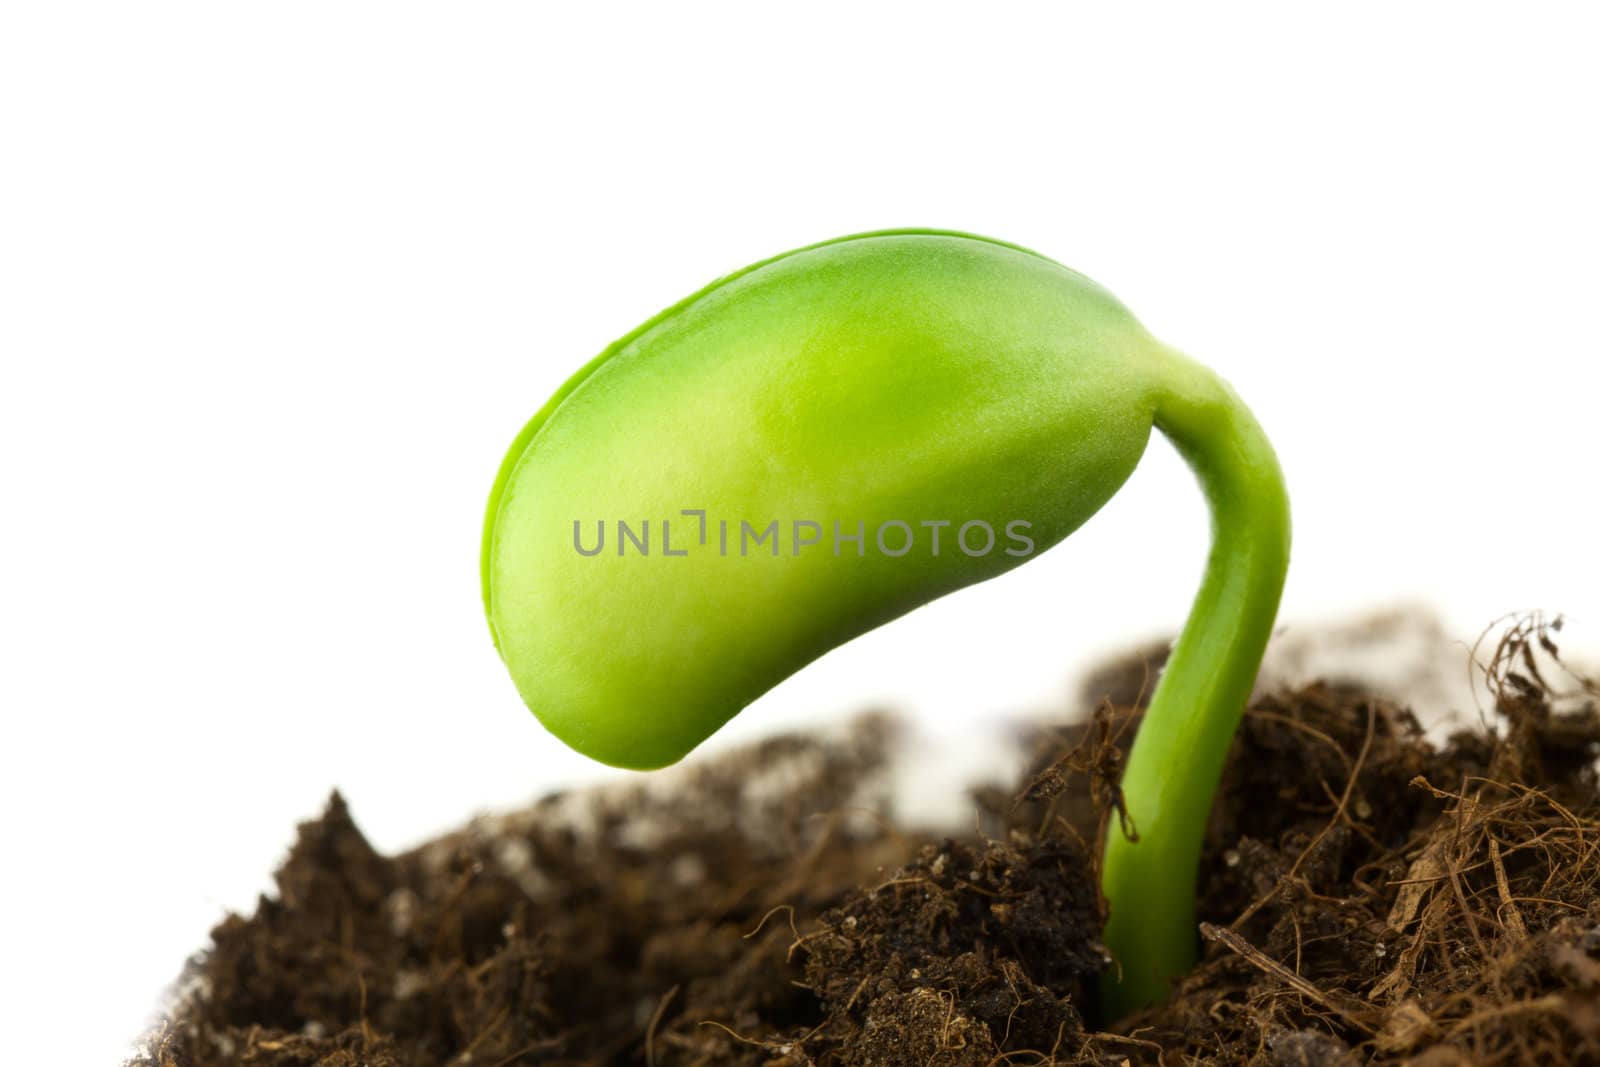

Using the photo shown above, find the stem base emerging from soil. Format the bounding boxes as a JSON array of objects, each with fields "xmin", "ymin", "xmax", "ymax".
[{"xmin": 1099, "ymin": 347, "xmax": 1291, "ymax": 1016}]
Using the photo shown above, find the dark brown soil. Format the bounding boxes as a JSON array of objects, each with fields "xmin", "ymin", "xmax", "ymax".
[{"xmin": 133, "ymin": 616, "xmax": 1600, "ymax": 1065}]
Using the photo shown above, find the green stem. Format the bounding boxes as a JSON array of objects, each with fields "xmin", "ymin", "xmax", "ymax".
[{"xmin": 1099, "ymin": 346, "xmax": 1291, "ymax": 1017}]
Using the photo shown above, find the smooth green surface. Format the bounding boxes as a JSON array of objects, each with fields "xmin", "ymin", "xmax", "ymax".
[
  {"xmin": 1099, "ymin": 348, "xmax": 1291, "ymax": 1016},
  {"xmin": 482, "ymin": 230, "xmax": 1290, "ymax": 1013}
]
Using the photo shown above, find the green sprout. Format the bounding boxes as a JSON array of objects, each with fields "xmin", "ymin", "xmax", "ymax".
[{"xmin": 481, "ymin": 229, "xmax": 1290, "ymax": 1016}]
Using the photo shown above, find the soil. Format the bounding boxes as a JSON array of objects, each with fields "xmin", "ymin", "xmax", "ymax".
[{"xmin": 132, "ymin": 616, "xmax": 1600, "ymax": 1066}]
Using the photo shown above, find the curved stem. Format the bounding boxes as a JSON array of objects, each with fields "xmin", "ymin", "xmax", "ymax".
[{"xmin": 1099, "ymin": 346, "xmax": 1291, "ymax": 1017}]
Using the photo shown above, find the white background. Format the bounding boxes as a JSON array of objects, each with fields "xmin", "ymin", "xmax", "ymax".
[{"xmin": 3, "ymin": 5, "xmax": 1597, "ymax": 1062}]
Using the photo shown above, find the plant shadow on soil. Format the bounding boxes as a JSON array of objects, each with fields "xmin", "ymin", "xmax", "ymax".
[{"xmin": 135, "ymin": 616, "xmax": 1600, "ymax": 1066}]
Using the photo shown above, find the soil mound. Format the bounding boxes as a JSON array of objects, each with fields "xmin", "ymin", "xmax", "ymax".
[{"xmin": 133, "ymin": 617, "xmax": 1600, "ymax": 1065}]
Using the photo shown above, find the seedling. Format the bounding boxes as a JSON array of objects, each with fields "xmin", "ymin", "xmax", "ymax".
[{"xmin": 481, "ymin": 229, "xmax": 1290, "ymax": 1016}]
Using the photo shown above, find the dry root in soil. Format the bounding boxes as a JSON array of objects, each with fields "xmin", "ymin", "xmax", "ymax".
[{"xmin": 133, "ymin": 615, "xmax": 1600, "ymax": 1065}]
